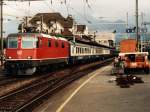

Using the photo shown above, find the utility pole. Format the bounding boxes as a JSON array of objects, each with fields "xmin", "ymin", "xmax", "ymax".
[
  {"xmin": 0, "ymin": 0, "xmax": 3, "ymax": 66},
  {"xmin": 73, "ymin": 19, "xmax": 76, "ymax": 43},
  {"xmin": 141, "ymin": 12, "xmax": 144, "ymax": 26},
  {"xmin": 126, "ymin": 12, "xmax": 129, "ymax": 39},
  {"xmin": 40, "ymin": 15, "xmax": 43, "ymax": 33},
  {"xmin": 136, "ymin": 0, "xmax": 139, "ymax": 52},
  {"xmin": 126, "ymin": 12, "xmax": 129, "ymax": 28},
  {"xmin": 25, "ymin": 16, "xmax": 28, "ymax": 27},
  {"xmin": 141, "ymin": 12, "xmax": 143, "ymax": 52}
]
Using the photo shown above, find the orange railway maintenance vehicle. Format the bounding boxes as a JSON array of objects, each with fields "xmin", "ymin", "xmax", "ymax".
[
  {"xmin": 119, "ymin": 52, "xmax": 149, "ymax": 74},
  {"xmin": 119, "ymin": 39, "xmax": 150, "ymax": 74}
]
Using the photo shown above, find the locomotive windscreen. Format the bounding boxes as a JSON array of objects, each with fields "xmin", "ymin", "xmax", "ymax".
[
  {"xmin": 7, "ymin": 37, "xmax": 18, "ymax": 48},
  {"xmin": 7, "ymin": 34, "xmax": 38, "ymax": 49},
  {"xmin": 22, "ymin": 36, "xmax": 37, "ymax": 48}
]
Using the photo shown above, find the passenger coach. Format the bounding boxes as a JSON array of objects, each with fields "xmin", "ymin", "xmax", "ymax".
[{"xmin": 69, "ymin": 40, "xmax": 112, "ymax": 64}]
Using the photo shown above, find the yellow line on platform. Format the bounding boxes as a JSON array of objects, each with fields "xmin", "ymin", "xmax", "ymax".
[{"xmin": 56, "ymin": 66, "xmax": 109, "ymax": 112}]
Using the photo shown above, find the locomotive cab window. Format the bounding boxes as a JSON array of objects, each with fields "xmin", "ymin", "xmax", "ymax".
[
  {"xmin": 126, "ymin": 54, "xmax": 135, "ymax": 62},
  {"xmin": 22, "ymin": 36, "xmax": 37, "ymax": 48},
  {"xmin": 7, "ymin": 37, "xmax": 18, "ymax": 48}
]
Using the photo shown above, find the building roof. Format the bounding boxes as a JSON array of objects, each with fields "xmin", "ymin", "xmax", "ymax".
[
  {"xmin": 62, "ymin": 28, "xmax": 73, "ymax": 37},
  {"xmin": 75, "ymin": 38, "xmax": 114, "ymax": 49},
  {"xmin": 77, "ymin": 25, "xmax": 86, "ymax": 32},
  {"xmin": 29, "ymin": 13, "xmax": 73, "ymax": 28}
]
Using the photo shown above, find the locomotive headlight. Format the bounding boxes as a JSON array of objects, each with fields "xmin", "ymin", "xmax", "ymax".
[
  {"xmin": 8, "ymin": 56, "xmax": 12, "ymax": 59},
  {"xmin": 27, "ymin": 56, "xmax": 32, "ymax": 59}
]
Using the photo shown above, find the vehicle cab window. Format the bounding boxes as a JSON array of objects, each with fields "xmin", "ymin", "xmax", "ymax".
[
  {"xmin": 22, "ymin": 36, "xmax": 37, "ymax": 48},
  {"xmin": 7, "ymin": 37, "xmax": 18, "ymax": 48}
]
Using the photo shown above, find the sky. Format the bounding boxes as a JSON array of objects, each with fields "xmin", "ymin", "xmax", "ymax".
[{"xmin": 3, "ymin": 0, "xmax": 150, "ymax": 36}]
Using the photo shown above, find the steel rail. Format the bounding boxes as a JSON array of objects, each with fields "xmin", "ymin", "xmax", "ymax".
[{"xmin": 0, "ymin": 58, "xmax": 113, "ymax": 112}]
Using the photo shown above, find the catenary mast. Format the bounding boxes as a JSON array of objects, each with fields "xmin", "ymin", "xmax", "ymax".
[{"xmin": 136, "ymin": 0, "xmax": 139, "ymax": 52}]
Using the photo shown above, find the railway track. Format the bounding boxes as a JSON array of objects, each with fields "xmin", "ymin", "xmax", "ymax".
[{"xmin": 0, "ymin": 58, "xmax": 113, "ymax": 112}]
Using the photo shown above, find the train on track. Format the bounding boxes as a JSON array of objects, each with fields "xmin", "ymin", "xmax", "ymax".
[{"xmin": 4, "ymin": 33, "xmax": 114, "ymax": 75}]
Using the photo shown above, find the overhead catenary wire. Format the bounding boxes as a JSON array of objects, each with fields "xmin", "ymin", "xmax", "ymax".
[
  {"xmin": 43, "ymin": 0, "xmax": 55, "ymax": 12},
  {"xmin": 4, "ymin": 1, "xmax": 29, "ymax": 15},
  {"xmin": 67, "ymin": 5, "xmax": 91, "ymax": 25},
  {"xmin": 5, "ymin": 0, "xmax": 94, "ymax": 25},
  {"xmin": 83, "ymin": 0, "xmax": 92, "ymax": 24},
  {"xmin": 63, "ymin": 0, "xmax": 69, "ymax": 17},
  {"xmin": 4, "ymin": 0, "xmax": 122, "ymax": 33}
]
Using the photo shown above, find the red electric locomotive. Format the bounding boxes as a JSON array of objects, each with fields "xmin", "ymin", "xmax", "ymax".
[{"xmin": 5, "ymin": 33, "xmax": 69, "ymax": 75}]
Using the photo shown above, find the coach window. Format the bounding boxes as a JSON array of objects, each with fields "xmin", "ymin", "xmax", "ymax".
[
  {"xmin": 87, "ymin": 48, "xmax": 88, "ymax": 53},
  {"xmin": 48, "ymin": 39, "xmax": 51, "ymax": 47},
  {"xmin": 62, "ymin": 42, "xmax": 65, "ymax": 48},
  {"xmin": 7, "ymin": 37, "xmax": 18, "ymax": 48},
  {"xmin": 82, "ymin": 48, "xmax": 84, "ymax": 54},
  {"xmin": 72, "ymin": 46, "xmax": 74, "ymax": 54},
  {"xmin": 77, "ymin": 47, "xmax": 79, "ymax": 54},
  {"xmin": 84, "ymin": 48, "xmax": 86, "ymax": 53},
  {"xmin": 76, "ymin": 47, "xmax": 77, "ymax": 54},
  {"xmin": 79, "ymin": 48, "xmax": 81, "ymax": 54},
  {"xmin": 55, "ymin": 41, "xmax": 59, "ymax": 47},
  {"xmin": 77, "ymin": 47, "xmax": 78, "ymax": 54}
]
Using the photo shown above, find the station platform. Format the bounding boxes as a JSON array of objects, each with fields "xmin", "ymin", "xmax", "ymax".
[{"xmin": 33, "ymin": 64, "xmax": 150, "ymax": 112}]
